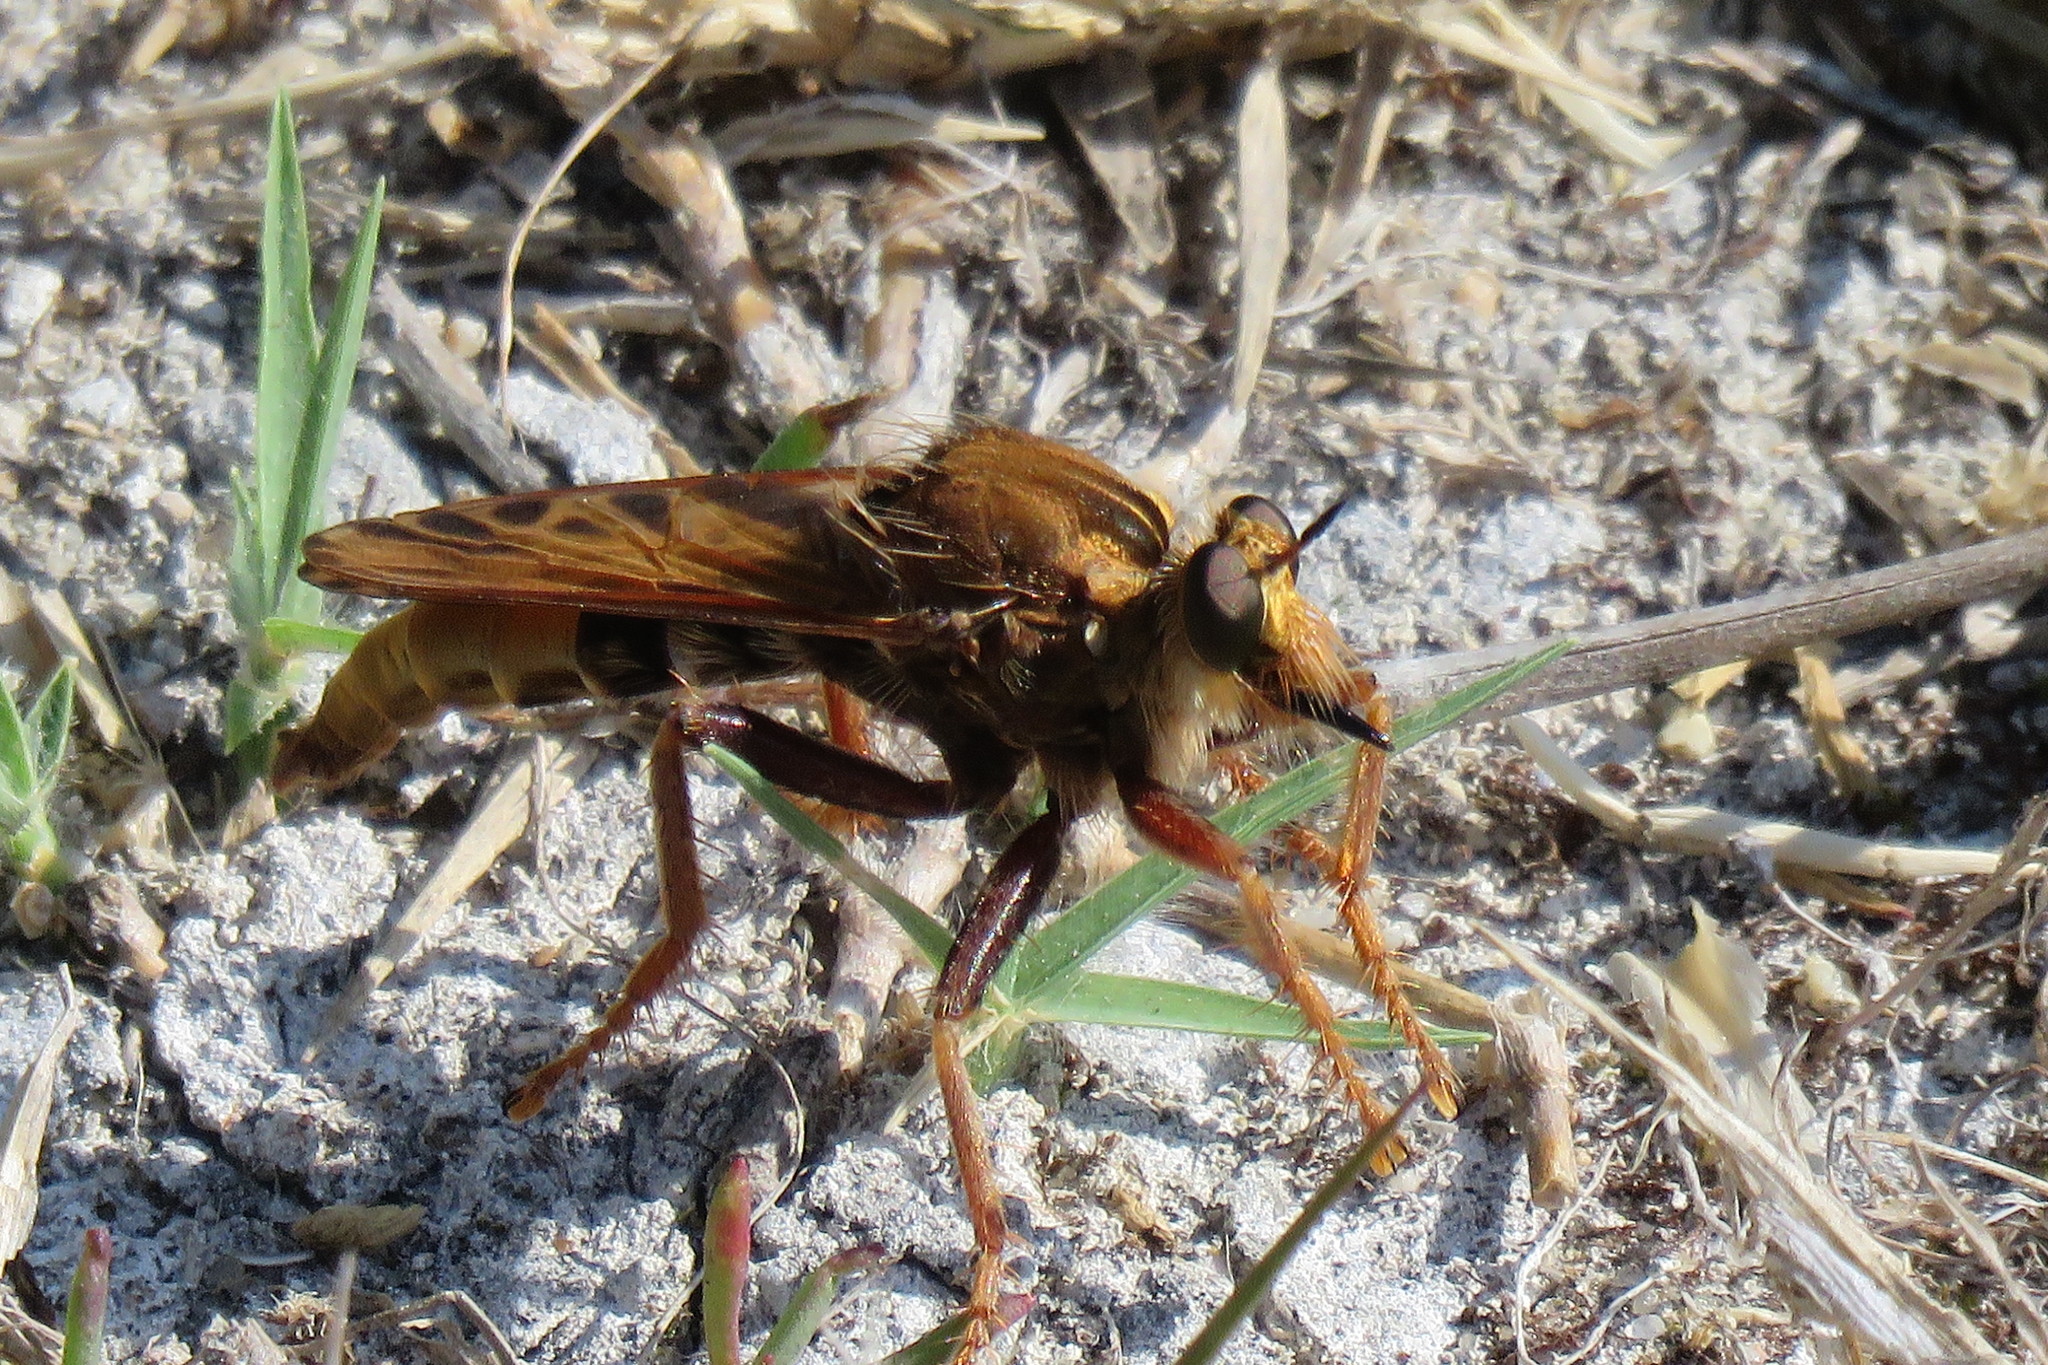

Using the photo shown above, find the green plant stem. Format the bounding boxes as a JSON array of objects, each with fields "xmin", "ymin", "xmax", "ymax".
[
  {"xmin": 703, "ymin": 1157, "xmax": 751, "ymax": 1365},
  {"xmin": 6, "ymin": 811, "xmax": 64, "ymax": 887},
  {"xmin": 1174, "ymin": 1088, "xmax": 1423, "ymax": 1365}
]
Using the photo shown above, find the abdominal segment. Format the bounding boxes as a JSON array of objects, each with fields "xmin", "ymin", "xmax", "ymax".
[{"xmin": 272, "ymin": 603, "xmax": 680, "ymax": 791}]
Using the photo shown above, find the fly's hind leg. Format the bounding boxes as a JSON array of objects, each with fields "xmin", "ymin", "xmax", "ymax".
[
  {"xmin": 931, "ymin": 806, "xmax": 1065, "ymax": 1362},
  {"xmin": 508, "ymin": 706, "xmax": 706, "ymax": 1119},
  {"xmin": 506, "ymin": 702, "xmax": 991, "ymax": 1120},
  {"xmin": 1116, "ymin": 771, "xmax": 1409, "ymax": 1172}
]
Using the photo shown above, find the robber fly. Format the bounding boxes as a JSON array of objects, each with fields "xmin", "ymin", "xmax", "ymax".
[{"xmin": 276, "ymin": 421, "xmax": 1458, "ymax": 1356}]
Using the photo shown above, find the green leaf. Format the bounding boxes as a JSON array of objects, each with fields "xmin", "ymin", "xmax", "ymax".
[
  {"xmin": 1029, "ymin": 972, "xmax": 1488, "ymax": 1050},
  {"xmin": 226, "ymin": 471, "xmax": 267, "ymax": 639},
  {"xmin": 700, "ymin": 743, "xmax": 954, "ymax": 967},
  {"xmin": 250, "ymin": 89, "xmax": 317, "ymax": 620},
  {"xmin": 26, "ymin": 663, "xmax": 75, "ymax": 782},
  {"xmin": 0, "ymin": 667, "xmax": 72, "ymax": 885},
  {"xmin": 1001, "ymin": 640, "xmax": 1574, "ymax": 1002},
  {"xmin": 263, "ymin": 617, "xmax": 364, "ymax": 656},
  {"xmin": 870, "ymin": 1314, "xmax": 980, "ymax": 1365},
  {"xmin": 752, "ymin": 1244, "xmax": 886, "ymax": 1365},
  {"xmin": 0, "ymin": 669, "xmax": 35, "ymax": 809},
  {"xmin": 750, "ymin": 394, "xmax": 879, "ymax": 472},
  {"xmin": 223, "ymin": 669, "xmax": 299, "ymax": 756},
  {"xmin": 272, "ymin": 176, "xmax": 384, "ymax": 619}
]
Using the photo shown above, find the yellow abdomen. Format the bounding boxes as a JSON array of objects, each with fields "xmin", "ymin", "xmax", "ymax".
[{"xmin": 273, "ymin": 602, "xmax": 607, "ymax": 792}]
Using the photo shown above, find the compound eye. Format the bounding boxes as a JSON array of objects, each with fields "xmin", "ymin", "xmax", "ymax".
[
  {"xmin": 1225, "ymin": 494, "xmax": 1295, "ymax": 543},
  {"xmin": 1184, "ymin": 542, "xmax": 1265, "ymax": 674}
]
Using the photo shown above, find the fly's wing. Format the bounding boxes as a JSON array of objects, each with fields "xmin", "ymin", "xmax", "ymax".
[{"xmin": 299, "ymin": 469, "xmax": 923, "ymax": 642}]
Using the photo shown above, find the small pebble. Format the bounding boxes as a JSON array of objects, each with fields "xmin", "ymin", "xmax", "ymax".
[
  {"xmin": 161, "ymin": 274, "xmax": 226, "ymax": 328},
  {"xmin": 442, "ymin": 312, "xmax": 489, "ymax": 360},
  {"xmin": 152, "ymin": 489, "xmax": 195, "ymax": 525},
  {"xmin": 62, "ymin": 371, "xmax": 143, "ymax": 432},
  {"xmin": 1622, "ymin": 1313, "xmax": 1666, "ymax": 1341},
  {"xmin": 0, "ymin": 258, "xmax": 64, "ymax": 353},
  {"xmin": 1657, "ymin": 704, "xmax": 1717, "ymax": 762}
]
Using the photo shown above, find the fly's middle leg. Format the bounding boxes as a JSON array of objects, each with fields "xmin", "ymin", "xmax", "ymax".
[{"xmin": 505, "ymin": 700, "xmax": 984, "ymax": 1120}]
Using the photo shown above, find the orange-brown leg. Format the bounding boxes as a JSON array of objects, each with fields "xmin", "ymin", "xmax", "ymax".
[
  {"xmin": 507, "ymin": 702, "xmax": 1010, "ymax": 1120},
  {"xmin": 1330, "ymin": 696, "xmax": 1461, "ymax": 1118},
  {"xmin": 1213, "ymin": 691, "xmax": 1461, "ymax": 1122},
  {"xmin": 930, "ymin": 807, "xmax": 1065, "ymax": 1361},
  {"xmin": 818, "ymin": 680, "xmax": 883, "ymax": 839},
  {"xmin": 507, "ymin": 707, "xmax": 707, "ymax": 1119},
  {"xmin": 1117, "ymin": 771, "xmax": 1408, "ymax": 1172}
]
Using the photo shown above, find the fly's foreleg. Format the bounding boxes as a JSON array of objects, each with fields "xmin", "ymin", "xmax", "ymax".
[
  {"xmin": 930, "ymin": 807, "xmax": 1064, "ymax": 1362},
  {"xmin": 506, "ymin": 702, "xmax": 979, "ymax": 1120},
  {"xmin": 1330, "ymin": 695, "xmax": 1461, "ymax": 1118},
  {"xmin": 1117, "ymin": 771, "xmax": 1410, "ymax": 1173},
  {"xmin": 1212, "ymin": 687, "xmax": 1462, "ymax": 1124}
]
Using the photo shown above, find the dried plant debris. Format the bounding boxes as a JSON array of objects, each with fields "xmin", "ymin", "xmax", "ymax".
[
  {"xmin": 9, "ymin": 0, "xmax": 2048, "ymax": 1362},
  {"xmin": 1494, "ymin": 926, "xmax": 2008, "ymax": 1365}
]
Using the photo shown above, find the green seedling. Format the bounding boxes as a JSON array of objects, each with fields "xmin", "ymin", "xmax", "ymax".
[
  {"xmin": 700, "ymin": 1155, "xmax": 891, "ymax": 1365},
  {"xmin": 61, "ymin": 1226, "xmax": 111, "ymax": 1365},
  {"xmin": 224, "ymin": 89, "xmax": 383, "ymax": 777},
  {"xmin": 0, "ymin": 662, "xmax": 75, "ymax": 887}
]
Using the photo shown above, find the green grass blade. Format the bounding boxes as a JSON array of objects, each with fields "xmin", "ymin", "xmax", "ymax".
[
  {"xmin": 273, "ymin": 177, "xmax": 384, "ymax": 622},
  {"xmin": 1001, "ymin": 640, "xmax": 1574, "ymax": 1001},
  {"xmin": 702, "ymin": 1158, "xmax": 751, "ymax": 1365},
  {"xmin": 700, "ymin": 743, "xmax": 954, "ymax": 967},
  {"xmin": 751, "ymin": 1244, "xmax": 886, "ymax": 1365},
  {"xmin": 263, "ymin": 617, "xmax": 364, "ymax": 656},
  {"xmin": 1173, "ymin": 1088, "xmax": 1423, "ymax": 1365},
  {"xmin": 1386, "ymin": 638, "xmax": 1574, "ymax": 751},
  {"xmin": 1029, "ymin": 971, "xmax": 1489, "ymax": 1050},
  {"xmin": 249, "ymin": 89, "xmax": 316, "ymax": 620},
  {"xmin": 997, "ymin": 756, "xmax": 1339, "ymax": 1000},
  {"xmin": 27, "ymin": 663, "xmax": 75, "ymax": 782}
]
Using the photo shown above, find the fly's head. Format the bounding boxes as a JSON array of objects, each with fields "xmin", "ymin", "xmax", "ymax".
[{"xmin": 1178, "ymin": 493, "xmax": 1390, "ymax": 751}]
